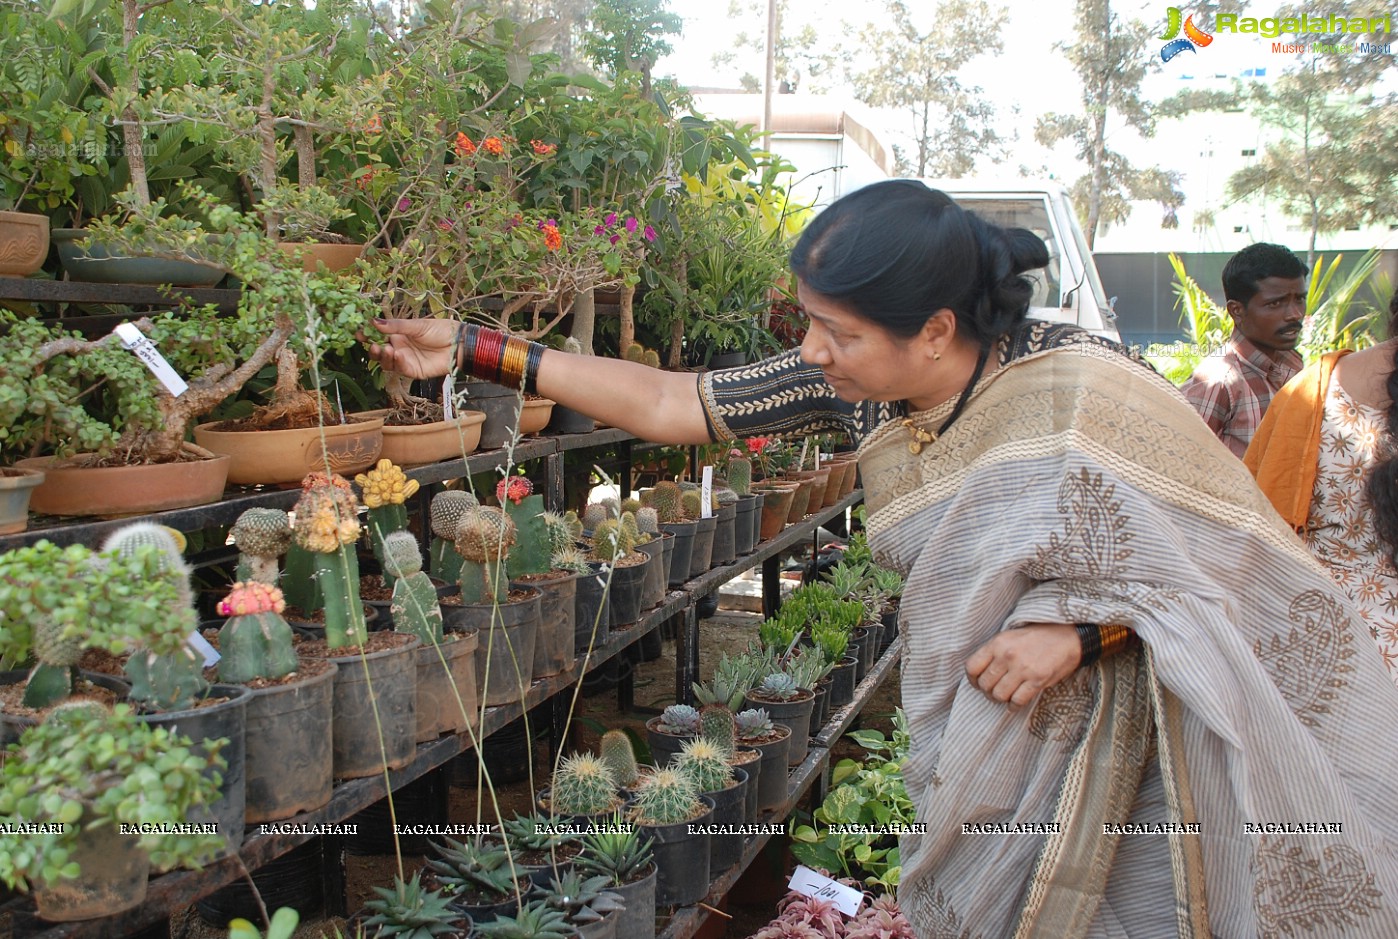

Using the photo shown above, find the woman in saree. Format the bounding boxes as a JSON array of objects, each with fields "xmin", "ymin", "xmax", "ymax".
[{"xmin": 366, "ymin": 179, "xmax": 1398, "ymax": 937}]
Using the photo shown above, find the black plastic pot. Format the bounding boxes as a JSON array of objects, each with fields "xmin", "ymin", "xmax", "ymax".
[
  {"xmin": 744, "ymin": 689, "xmax": 815, "ymax": 765},
  {"xmin": 574, "ymin": 565, "xmax": 611, "ymax": 655},
  {"xmin": 635, "ymin": 538, "xmax": 666, "ymax": 611},
  {"xmin": 0, "ymin": 669, "xmax": 130, "ymax": 745},
  {"xmin": 660, "ymin": 520, "xmax": 696, "ymax": 588},
  {"xmin": 880, "ymin": 605, "xmax": 900, "ymax": 651},
  {"xmin": 451, "ymin": 714, "xmax": 535, "ymax": 787},
  {"xmin": 639, "ymin": 794, "xmax": 714, "ymax": 907},
  {"xmin": 733, "ymin": 495, "xmax": 759, "ymax": 555},
  {"xmin": 448, "ymin": 889, "xmax": 519, "ymax": 926},
  {"xmin": 195, "ymin": 838, "xmax": 324, "ymax": 927},
  {"xmin": 704, "ymin": 767, "xmax": 749, "ymax": 875},
  {"xmin": 733, "ymin": 749, "xmax": 762, "ymax": 825},
  {"xmin": 828, "ymin": 656, "xmax": 859, "ymax": 708},
  {"xmin": 811, "ymin": 681, "xmax": 830, "ymax": 733},
  {"xmin": 644, "ymin": 718, "xmax": 694, "ymax": 768},
  {"xmin": 741, "ymin": 728, "xmax": 792, "ymax": 813},
  {"xmin": 686, "ymin": 516, "xmax": 717, "ymax": 578},
  {"xmin": 657, "ymin": 531, "xmax": 674, "ymax": 592},
  {"xmin": 442, "ymin": 586, "xmax": 541, "ymax": 707},
  {"xmin": 348, "ymin": 767, "xmax": 450, "ymax": 855},
  {"xmin": 748, "ymin": 492, "xmax": 765, "ymax": 548},
  {"xmin": 461, "ymin": 378, "xmax": 526, "ymax": 450},
  {"xmin": 521, "ymin": 571, "xmax": 578, "ymax": 680},
  {"xmin": 849, "ymin": 627, "xmax": 871, "ymax": 683},
  {"xmin": 710, "ymin": 502, "xmax": 737, "ymax": 567},
  {"xmin": 606, "ymin": 556, "xmax": 650, "ymax": 628},
  {"xmin": 242, "ymin": 659, "xmax": 336, "ymax": 823},
  {"xmin": 862, "ymin": 623, "xmax": 882, "ymax": 672},
  {"xmin": 608, "ymin": 863, "xmax": 657, "ymax": 939},
  {"xmin": 546, "ymin": 403, "xmax": 596, "ymax": 434},
  {"xmin": 304, "ymin": 632, "xmax": 420, "ymax": 779},
  {"xmin": 415, "ymin": 631, "xmax": 478, "ymax": 743}
]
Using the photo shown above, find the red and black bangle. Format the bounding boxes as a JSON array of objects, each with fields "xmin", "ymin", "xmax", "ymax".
[{"xmin": 456, "ymin": 323, "xmax": 544, "ymax": 393}]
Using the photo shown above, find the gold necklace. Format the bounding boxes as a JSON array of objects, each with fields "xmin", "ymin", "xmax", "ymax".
[{"xmin": 901, "ymin": 419, "xmax": 935, "ymax": 455}]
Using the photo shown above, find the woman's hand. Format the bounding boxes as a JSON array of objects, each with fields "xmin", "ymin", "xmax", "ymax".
[
  {"xmin": 360, "ymin": 318, "xmax": 458, "ymax": 379},
  {"xmin": 965, "ymin": 624, "xmax": 1082, "ymax": 708}
]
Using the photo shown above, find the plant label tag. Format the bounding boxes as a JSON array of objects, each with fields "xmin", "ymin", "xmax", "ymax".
[
  {"xmin": 442, "ymin": 373, "xmax": 456, "ymax": 420},
  {"xmin": 187, "ymin": 630, "xmax": 220, "ymax": 668},
  {"xmin": 114, "ymin": 323, "xmax": 188, "ymax": 396},
  {"xmin": 787, "ymin": 865, "xmax": 862, "ymax": 916},
  {"xmin": 700, "ymin": 465, "xmax": 713, "ymax": 519}
]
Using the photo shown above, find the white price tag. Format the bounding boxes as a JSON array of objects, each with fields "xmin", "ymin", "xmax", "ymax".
[
  {"xmin": 114, "ymin": 323, "xmax": 188, "ymax": 396},
  {"xmin": 442, "ymin": 372, "xmax": 456, "ymax": 420},
  {"xmin": 787, "ymin": 865, "xmax": 863, "ymax": 917},
  {"xmin": 700, "ymin": 465, "xmax": 713, "ymax": 519},
  {"xmin": 187, "ymin": 630, "xmax": 220, "ymax": 668}
]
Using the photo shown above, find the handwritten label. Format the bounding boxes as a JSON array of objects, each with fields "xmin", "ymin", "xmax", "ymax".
[
  {"xmin": 700, "ymin": 465, "xmax": 714, "ymax": 519},
  {"xmin": 187, "ymin": 631, "xmax": 220, "ymax": 668},
  {"xmin": 787, "ymin": 865, "xmax": 863, "ymax": 917},
  {"xmin": 442, "ymin": 372, "xmax": 456, "ymax": 420},
  {"xmin": 114, "ymin": 323, "xmax": 188, "ymax": 396}
]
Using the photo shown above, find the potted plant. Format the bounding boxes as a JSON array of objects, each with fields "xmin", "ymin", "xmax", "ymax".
[
  {"xmin": 588, "ymin": 509, "xmax": 652, "ymax": 630},
  {"xmin": 642, "ymin": 481, "xmax": 694, "ymax": 587},
  {"xmin": 697, "ymin": 704, "xmax": 762, "ymax": 826},
  {"xmin": 644, "ymin": 703, "xmax": 699, "ymax": 770},
  {"xmin": 744, "ymin": 672, "xmax": 816, "ymax": 767},
  {"xmin": 533, "ymin": 869, "xmax": 625, "ymax": 939},
  {"xmin": 499, "ymin": 811, "xmax": 585, "ymax": 889},
  {"xmin": 500, "ymin": 479, "xmax": 586, "ymax": 680},
  {"xmin": 468, "ymin": 898, "xmax": 571, "ymax": 939},
  {"xmin": 734, "ymin": 708, "xmax": 792, "ymax": 815},
  {"xmin": 673, "ymin": 735, "xmax": 749, "ymax": 877},
  {"xmin": 424, "ymin": 835, "xmax": 525, "ymax": 926},
  {"xmin": 361, "ymin": 871, "xmax": 469, "ymax": 939},
  {"xmin": 0, "ymin": 701, "xmax": 225, "ymax": 922},
  {"xmin": 598, "ymin": 727, "xmax": 652, "ymax": 792},
  {"xmin": 541, "ymin": 752, "xmax": 624, "ymax": 824},
  {"xmin": 573, "ymin": 820, "xmax": 657, "ymax": 939},
  {"xmin": 627, "ymin": 767, "xmax": 714, "ymax": 908}
]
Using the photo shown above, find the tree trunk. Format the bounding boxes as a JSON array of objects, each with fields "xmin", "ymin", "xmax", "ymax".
[
  {"xmin": 668, "ymin": 317, "xmax": 685, "ymax": 370},
  {"xmin": 618, "ymin": 284, "xmax": 636, "ymax": 359},
  {"xmin": 294, "ymin": 124, "xmax": 317, "ymax": 191},
  {"xmin": 570, "ymin": 287, "xmax": 596, "ymax": 355},
  {"xmin": 121, "ymin": 0, "xmax": 149, "ymax": 208},
  {"xmin": 384, "ymin": 370, "xmax": 414, "ymax": 409}
]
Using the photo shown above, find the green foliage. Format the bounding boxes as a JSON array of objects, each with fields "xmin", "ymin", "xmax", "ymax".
[
  {"xmin": 599, "ymin": 729, "xmax": 642, "ymax": 788},
  {"xmin": 692, "ymin": 647, "xmax": 772, "ymax": 710},
  {"xmin": 535, "ymin": 868, "xmax": 625, "ymax": 928},
  {"xmin": 469, "ymin": 898, "xmax": 572, "ymax": 939},
  {"xmin": 501, "ymin": 811, "xmax": 579, "ymax": 853},
  {"xmin": 227, "ymin": 907, "xmax": 299, "ymax": 939},
  {"xmin": 0, "ymin": 702, "xmax": 226, "ymax": 890},
  {"xmin": 632, "ymin": 767, "xmax": 700, "ymax": 826},
  {"xmin": 550, "ymin": 752, "xmax": 620, "ymax": 816},
  {"xmin": 573, "ymin": 819, "xmax": 654, "ymax": 887},
  {"xmin": 1145, "ymin": 253, "xmax": 1232, "ymax": 384},
  {"xmin": 424, "ymin": 836, "xmax": 517, "ymax": 901},
  {"xmin": 362, "ymin": 872, "xmax": 461, "ymax": 939}
]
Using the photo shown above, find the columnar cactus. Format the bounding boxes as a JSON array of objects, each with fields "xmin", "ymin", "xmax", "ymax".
[
  {"xmin": 633, "ymin": 768, "xmax": 700, "ymax": 826},
  {"xmin": 655, "ymin": 704, "xmax": 700, "ymax": 735},
  {"xmin": 104, "ymin": 523, "xmax": 207, "ymax": 711},
  {"xmin": 699, "ymin": 704, "xmax": 736, "ymax": 757},
  {"xmin": 455, "ymin": 505, "xmax": 515, "ymax": 604},
  {"xmin": 680, "ymin": 489, "xmax": 704, "ymax": 521},
  {"xmin": 551, "ymin": 752, "xmax": 620, "ymax": 815},
  {"xmin": 292, "ymin": 472, "xmax": 366, "ymax": 649},
  {"xmin": 384, "ymin": 531, "xmax": 444, "ymax": 645},
  {"xmin": 727, "ymin": 456, "xmax": 752, "ymax": 496},
  {"xmin": 429, "ymin": 489, "xmax": 479, "ymax": 583},
  {"xmin": 216, "ymin": 581, "xmax": 297, "ymax": 683},
  {"xmin": 230, "ymin": 508, "xmax": 292, "ymax": 585},
  {"xmin": 499, "ymin": 477, "xmax": 550, "ymax": 577},
  {"xmin": 619, "ymin": 510, "xmax": 647, "ymax": 547},
  {"xmin": 675, "ymin": 737, "xmax": 732, "ymax": 793},
  {"xmin": 356, "ymin": 459, "xmax": 421, "ymax": 587},
  {"xmin": 599, "ymin": 729, "xmax": 641, "ymax": 788},
  {"xmin": 649, "ymin": 481, "xmax": 684, "ymax": 524}
]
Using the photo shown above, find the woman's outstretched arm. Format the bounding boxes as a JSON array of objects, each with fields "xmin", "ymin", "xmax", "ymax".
[{"xmin": 363, "ymin": 318, "xmax": 715, "ymax": 445}]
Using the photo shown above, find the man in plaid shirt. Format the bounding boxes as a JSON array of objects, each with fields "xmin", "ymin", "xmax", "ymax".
[{"xmin": 1182, "ymin": 243, "xmax": 1308, "ymax": 458}]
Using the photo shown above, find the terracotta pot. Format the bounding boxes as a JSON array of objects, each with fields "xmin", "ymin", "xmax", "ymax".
[
  {"xmin": 753, "ymin": 484, "xmax": 797, "ymax": 541},
  {"xmin": 0, "ymin": 467, "xmax": 45, "ymax": 533},
  {"xmin": 787, "ymin": 468, "xmax": 831, "ymax": 510},
  {"xmin": 194, "ymin": 416, "xmax": 384, "ymax": 486},
  {"xmin": 277, "ymin": 242, "xmax": 365, "ymax": 273},
  {"xmin": 519, "ymin": 398, "xmax": 555, "ymax": 435},
  {"xmin": 818, "ymin": 462, "xmax": 850, "ymax": 506},
  {"xmin": 0, "ymin": 210, "xmax": 50, "ymax": 276},
  {"xmin": 52, "ymin": 227, "xmax": 225, "ymax": 286},
  {"xmin": 825, "ymin": 454, "xmax": 860, "ymax": 497},
  {"xmin": 782, "ymin": 476, "xmax": 815, "ymax": 523},
  {"xmin": 350, "ymin": 409, "xmax": 485, "ymax": 467},
  {"xmin": 16, "ymin": 443, "xmax": 229, "ymax": 517}
]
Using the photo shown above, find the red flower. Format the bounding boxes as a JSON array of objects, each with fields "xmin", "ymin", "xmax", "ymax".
[
  {"xmin": 543, "ymin": 226, "xmax": 563, "ymax": 251},
  {"xmin": 355, "ymin": 166, "xmax": 376, "ymax": 191},
  {"xmin": 745, "ymin": 437, "xmax": 770, "ymax": 454},
  {"xmin": 530, "ymin": 139, "xmax": 557, "ymax": 155},
  {"xmin": 482, "ymin": 136, "xmax": 505, "ymax": 156},
  {"xmin": 454, "ymin": 132, "xmax": 476, "ymax": 157},
  {"xmin": 496, "ymin": 476, "xmax": 533, "ymax": 505}
]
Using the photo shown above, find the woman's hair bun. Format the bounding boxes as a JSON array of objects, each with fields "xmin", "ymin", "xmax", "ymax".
[{"xmin": 1003, "ymin": 227, "xmax": 1051, "ymax": 277}]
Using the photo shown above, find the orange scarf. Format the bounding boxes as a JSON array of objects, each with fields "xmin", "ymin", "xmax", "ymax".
[{"xmin": 1243, "ymin": 349, "xmax": 1352, "ymax": 531}]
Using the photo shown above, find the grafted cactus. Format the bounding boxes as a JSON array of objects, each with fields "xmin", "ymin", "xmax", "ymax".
[
  {"xmin": 230, "ymin": 508, "xmax": 291, "ymax": 585},
  {"xmin": 356, "ymin": 459, "xmax": 421, "ymax": 587},
  {"xmin": 675, "ymin": 737, "xmax": 732, "ymax": 793},
  {"xmin": 455, "ymin": 505, "xmax": 515, "ymax": 604},
  {"xmin": 499, "ymin": 478, "xmax": 550, "ymax": 577},
  {"xmin": 699, "ymin": 704, "xmax": 736, "ymax": 757},
  {"xmin": 551, "ymin": 752, "xmax": 619, "ymax": 815},
  {"xmin": 599, "ymin": 729, "xmax": 641, "ymax": 788},
  {"xmin": 383, "ymin": 531, "xmax": 444, "ymax": 645},
  {"xmin": 429, "ymin": 489, "xmax": 479, "ymax": 583},
  {"xmin": 633, "ymin": 768, "xmax": 700, "ymax": 826},
  {"xmin": 649, "ymin": 481, "xmax": 684, "ymax": 524},
  {"xmin": 726, "ymin": 456, "xmax": 752, "ymax": 496},
  {"xmin": 216, "ymin": 581, "xmax": 297, "ymax": 683},
  {"xmin": 104, "ymin": 523, "xmax": 207, "ymax": 712},
  {"xmin": 292, "ymin": 472, "xmax": 366, "ymax": 649}
]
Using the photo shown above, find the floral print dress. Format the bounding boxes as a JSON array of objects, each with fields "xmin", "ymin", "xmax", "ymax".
[{"xmin": 1302, "ymin": 380, "xmax": 1398, "ymax": 683}]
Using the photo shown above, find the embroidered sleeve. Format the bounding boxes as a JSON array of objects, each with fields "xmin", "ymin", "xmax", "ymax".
[{"xmin": 698, "ymin": 349, "xmax": 862, "ymax": 441}]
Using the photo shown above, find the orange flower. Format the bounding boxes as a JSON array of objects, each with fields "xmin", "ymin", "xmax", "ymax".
[
  {"xmin": 355, "ymin": 166, "xmax": 376, "ymax": 190},
  {"xmin": 543, "ymin": 226, "xmax": 563, "ymax": 251},
  {"xmin": 482, "ymin": 136, "xmax": 505, "ymax": 156},
  {"xmin": 454, "ymin": 132, "xmax": 476, "ymax": 156},
  {"xmin": 364, "ymin": 114, "xmax": 383, "ymax": 134},
  {"xmin": 530, "ymin": 139, "xmax": 556, "ymax": 155}
]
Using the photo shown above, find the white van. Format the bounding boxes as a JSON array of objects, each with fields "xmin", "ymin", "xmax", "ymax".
[{"xmin": 919, "ymin": 178, "xmax": 1121, "ymax": 341}]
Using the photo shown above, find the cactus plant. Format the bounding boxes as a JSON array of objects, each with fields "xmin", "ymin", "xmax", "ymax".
[
  {"xmin": 574, "ymin": 821, "xmax": 655, "ymax": 887},
  {"xmin": 635, "ymin": 507, "xmax": 659, "ymax": 537},
  {"xmin": 641, "ymin": 348, "xmax": 661, "ymax": 369},
  {"xmin": 498, "ymin": 478, "xmax": 553, "ymax": 577},
  {"xmin": 551, "ymin": 544, "xmax": 592, "ymax": 575},
  {"xmin": 581, "ymin": 502, "xmax": 611, "ymax": 532},
  {"xmin": 454, "ymin": 505, "xmax": 516, "ymax": 604},
  {"xmin": 429, "ymin": 489, "xmax": 479, "ymax": 583},
  {"xmin": 550, "ymin": 752, "xmax": 620, "ymax": 816},
  {"xmin": 735, "ymin": 708, "xmax": 775, "ymax": 741},
  {"xmin": 655, "ymin": 704, "xmax": 700, "ymax": 735},
  {"xmin": 680, "ymin": 489, "xmax": 703, "ymax": 521},
  {"xmin": 619, "ymin": 497, "xmax": 642, "ymax": 517},
  {"xmin": 230, "ymin": 508, "xmax": 292, "ymax": 585},
  {"xmin": 362, "ymin": 872, "xmax": 460, "ymax": 939},
  {"xmin": 104, "ymin": 523, "xmax": 208, "ymax": 712},
  {"xmin": 588, "ymin": 517, "xmax": 637, "ymax": 564},
  {"xmin": 216, "ymin": 581, "xmax": 297, "ymax": 684},
  {"xmin": 675, "ymin": 737, "xmax": 733, "ymax": 793},
  {"xmin": 726, "ymin": 455, "xmax": 752, "ymax": 496},
  {"xmin": 715, "ymin": 486, "xmax": 738, "ymax": 506},
  {"xmin": 356, "ymin": 459, "xmax": 421, "ymax": 588},
  {"xmin": 562, "ymin": 510, "xmax": 584, "ymax": 542},
  {"xmin": 632, "ymin": 768, "xmax": 701, "ymax": 826},
  {"xmin": 649, "ymin": 481, "xmax": 684, "ymax": 524},
  {"xmin": 599, "ymin": 729, "xmax": 642, "ymax": 788},
  {"xmin": 470, "ymin": 899, "xmax": 571, "ymax": 939},
  {"xmin": 384, "ymin": 531, "xmax": 444, "ymax": 645},
  {"xmin": 291, "ymin": 472, "xmax": 367, "ymax": 650},
  {"xmin": 699, "ymin": 704, "xmax": 737, "ymax": 757}
]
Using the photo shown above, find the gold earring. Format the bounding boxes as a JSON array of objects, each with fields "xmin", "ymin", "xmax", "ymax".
[{"xmin": 933, "ymin": 350, "xmax": 942, "ymax": 361}]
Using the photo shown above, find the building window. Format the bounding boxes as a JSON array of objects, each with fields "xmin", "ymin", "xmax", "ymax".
[{"xmin": 1241, "ymin": 148, "xmax": 1256, "ymax": 156}]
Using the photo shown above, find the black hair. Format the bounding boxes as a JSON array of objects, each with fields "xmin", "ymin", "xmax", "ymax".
[
  {"xmin": 788, "ymin": 179, "xmax": 1051, "ymax": 348},
  {"xmin": 1221, "ymin": 242, "xmax": 1308, "ymax": 305},
  {"xmin": 1365, "ymin": 286, "xmax": 1398, "ymax": 569}
]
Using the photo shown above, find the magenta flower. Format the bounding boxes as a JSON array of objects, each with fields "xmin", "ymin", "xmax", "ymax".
[
  {"xmin": 609, "ymin": 234, "xmax": 621, "ymax": 245},
  {"xmin": 396, "ymin": 196, "xmax": 411, "ymax": 212},
  {"xmin": 625, "ymin": 217, "xmax": 639, "ymax": 233},
  {"xmin": 604, "ymin": 212, "xmax": 617, "ymax": 226},
  {"xmin": 593, "ymin": 225, "xmax": 605, "ymax": 235},
  {"xmin": 643, "ymin": 225, "xmax": 657, "ymax": 242}
]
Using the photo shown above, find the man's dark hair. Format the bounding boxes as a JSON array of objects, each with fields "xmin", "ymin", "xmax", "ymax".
[{"xmin": 1221, "ymin": 243, "xmax": 1308, "ymax": 305}]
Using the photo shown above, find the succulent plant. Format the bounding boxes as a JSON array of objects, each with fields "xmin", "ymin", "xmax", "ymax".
[
  {"xmin": 618, "ymin": 510, "xmax": 648, "ymax": 547},
  {"xmin": 216, "ymin": 581, "xmax": 297, "ymax": 684},
  {"xmin": 619, "ymin": 496, "xmax": 642, "ymax": 517},
  {"xmin": 455, "ymin": 505, "xmax": 516, "ymax": 604},
  {"xmin": 501, "ymin": 811, "xmax": 580, "ymax": 853},
  {"xmin": 756, "ymin": 672, "xmax": 801, "ymax": 701},
  {"xmin": 655, "ymin": 704, "xmax": 700, "ymax": 735},
  {"xmin": 562, "ymin": 510, "xmax": 584, "ymax": 542},
  {"xmin": 675, "ymin": 737, "xmax": 733, "ymax": 793},
  {"xmin": 498, "ymin": 478, "xmax": 553, "ymax": 577},
  {"xmin": 230, "ymin": 507, "xmax": 292, "ymax": 585},
  {"xmin": 680, "ymin": 489, "xmax": 703, "ymax": 521},
  {"xmin": 635, "ymin": 507, "xmax": 659, "ymax": 536},
  {"xmin": 699, "ymin": 704, "xmax": 737, "ymax": 757},
  {"xmin": 550, "ymin": 752, "xmax": 620, "ymax": 816},
  {"xmin": 356, "ymin": 459, "xmax": 422, "ymax": 587},
  {"xmin": 735, "ymin": 708, "xmax": 776, "ymax": 741},
  {"xmin": 726, "ymin": 456, "xmax": 752, "ymax": 496},
  {"xmin": 290, "ymin": 473, "xmax": 366, "ymax": 649},
  {"xmin": 715, "ymin": 486, "xmax": 739, "ymax": 506},
  {"xmin": 361, "ymin": 872, "xmax": 460, "ymax": 939},
  {"xmin": 598, "ymin": 729, "xmax": 642, "ymax": 788},
  {"xmin": 551, "ymin": 544, "xmax": 592, "ymax": 575},
  {"xmin": 588, "ymin": 518, "xmax": 635, "ymax": 564},
  {"xmin": 632, "ymin": 768, "xmax": 701, "ymax": 826},
  {"xmin": 573, "ymin": 820, "xmax": 654, "ymax": 887},
  {"xmin": 535, "ymin": 869, "xmax": 625, "ymax": 927},
  {"xmin": 648, "ymin": 481, "xmax": 684, "ymax": 524},
  {"xmin": 429, "ymin": 489, "xmax": 479, "ymax": 583},
  {"xmin": 497, "ymin": 475, "xmax": 534, "ymax": 505},
  {"xmin": 469, "ymin": 898, "xmax": 571, "ymax": 939},
  {"xmin": 425, "ymin": 836, "xmax": 517, "ymax": 900},
  {"xmin": 692, "ymin": 647, "xmax": 773, "ymax": 711},
  {"xmin": 581, "ymin": 502, "xmax": 611, "ymax": 532},
  {"xmin": 384, "ymin": 531, "xmax": 444, "ymax": 645}
]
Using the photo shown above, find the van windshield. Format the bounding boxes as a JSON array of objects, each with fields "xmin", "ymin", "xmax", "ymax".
[{"xmin": 952, "ymin": 196, "xmax": 1060, "ymax": 310}]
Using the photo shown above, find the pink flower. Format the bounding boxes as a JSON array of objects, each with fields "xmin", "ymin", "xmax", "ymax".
[
  {"xmin": 397, "ymin": 197, "xmax": 411, "ymax": 212},
  {"xmin": 609, "ymin": 234, "xmax": 620, "ymax": 245},
  {"xmin": 625, "ymin": 217, "xmax": 638, "ymax": 233},
  {"xmin": 437, "ymin": 219, "xmax": 455, "ymax": 230},
  {"xmin": 593, "ymin": 225, "xmax": 605, "ymax": 235},
  {"xmin": 604, "ymin": 212, "xmax": 617, "ymax": 226},
  {"xmin": 496, "ymin": 476, "xmax": 533, "ymax": 505},
  {"xmin": 643, "ymin": 225, "xmax": 657, "ymax": 242}
]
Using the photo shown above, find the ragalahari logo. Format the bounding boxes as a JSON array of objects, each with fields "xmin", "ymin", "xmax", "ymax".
[{"xmin": 1160, "ymin": 7, "xmax": 1214, "ymax": 61}]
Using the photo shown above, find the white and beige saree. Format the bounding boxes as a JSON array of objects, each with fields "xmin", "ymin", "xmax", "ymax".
[{"xmin": 859, "ymin": 334, "xmax": 1398, "ymax": 938}]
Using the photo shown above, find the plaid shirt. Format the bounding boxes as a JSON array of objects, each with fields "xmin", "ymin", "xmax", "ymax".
[{"xmin": 1181, "ymin": 332, "xmax": 1303, "ymax": 458}]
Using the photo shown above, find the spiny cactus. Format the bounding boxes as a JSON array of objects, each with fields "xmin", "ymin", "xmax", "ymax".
[
  {"xmin": 104, "ymin": 523, "xmax": 206, "ymax": 711},
  {"xmin": 541, "ymin": 512, "xmax": 574, "ymax": 558},
  {"xmin": 429, "ymin": 490, "xmax": 479, "ymax": 583},
  {"xmin": 551, "ymin": 544, "xmax": 592, "ymax": 575},
  {"xmin": 384, "ymin": 531, "xmax": 444, "ymax": 645},
  {"xmin": 455, "ymin": 505, "xmax": 515, "ymax": 604},
  {"xmin": 675, "ymin": 737, "xmax": 733, "ymax": 793},
  {"xmin": 756, "ymin": 672, "xmax": 801, "ymax": 700},
  {"xmin": 230, "ymin": 508, "xmax": 291, "ymax": 585},
  {"xmin": 641, "ymin": 348, "xmax": 661, "ymax": 369},
  {"xmin": 216, "ymin": 581, "xmax": 297, "ymax": 684},
  {"xmin": 735, "ymin": 708, "xmax": 775, "ymax": 741},
  {"xmin": 680, "ymin": 489, "xmax": 703, "ymax": 521},
  {"xmin": 599, "ymin": 729, "xmax": 641, "ymax": 788},
  {"xmin": 726, "ymin": 456, "xmax": 752, "ymax": 496},
  {"xmin": 649, "ymin": 481, "xmax": 684, "ymax": 524},
  {"xmin": 563, "ymin": 510, "xmax": 584, "ymax": 541},
  {"xmin": 699, "ymin": 704, "xmax": 736, "ymax": 757},
  {"xmin": 632, "ymin": 768, "xmax": 700, "ymax": 826},
  {"xmin": 551, "ymin": 752, "xmax": 620, "ymax": 816},
  {"xmin": 619, "ymin": 497, "xmax": 642, "ymax": 517},
  {"xmin": 635, "ymin": 507, "xmax": 659, "ymax": 536},
  {"xmin": 623, "ymin": 342, "xmax": 647, "ymax": 364},
  {"xmin": 356, "ymin": 459, "xmax": 421, "ymax": 588},
  {"xmin": 588, "ymin": 518, "xmax": 634, "ymax": 563},
  {"xmin": 618, "ymin": 510, "xmax": 647, "ymax": 547},
  {"xmin": 291, "ymin": 473, "xmax": 366, "ymax": 650},
  {"xmin": 655, "ymin": 704, "xmax": 700, "ymax": 735},
  {"xmin": 581, "ymin": 502, "xmax": 611, "ymax": 532},
  {"xmin": 715, "ymin": 486, "xmax": 738, "ymax": 506}
]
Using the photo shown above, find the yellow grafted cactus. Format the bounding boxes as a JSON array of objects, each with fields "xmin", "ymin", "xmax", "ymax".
[
  {"xmin": 292, "ymin": 472, "xmax": 366, "ymax": 649},
  {"xmin": 356, "ymin": 458, "xmax": 420, "ymax": 509}
]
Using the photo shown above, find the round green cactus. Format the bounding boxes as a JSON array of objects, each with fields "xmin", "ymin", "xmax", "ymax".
[
  {"xmin": 216, "ymin": 582, "xmax": 297, "ymax": 684},
  {"xmin": 620, "ymin": 497, "xmax": 642, "ymax": 517},
  {"xmin": 581, "ymin": 503, "xmax": 611, "ymax": 532},
  {"xmin": 551, "ymin": 752, "xmax": 620, "ymax": 815},
  {"xmin": 699, "ymin": 704, "xmax": 736, "ymax": 756},
  {"xmin": 675, "ymin": 737, "xmax": 733, "ymax": 793},
  {"xmin": 633, "ymin": 768, "xmax": 700, "ymax": 826},
  {"xmin": 635, "ymin": 507, "xmax": 659, "ymax": 536},
  {"xmin": 230, "ymin": 508, "xmax": 291, "ymax": 584},
  {"xmin": 650, "ymin": 481, "xmax": 684, "ymax": 524},
  {"xmin": 599, "ymin": 729, "xmax": 641, "ymax": 788},
  {"xmin": 541, "ymin": 512, "xmax": 574, "ymax": 559},
  {"xmin": 382, "ymin": 531, "xmax": 425, "ymax": 579},
  {"xmin": 589, "ymin": 518, "xmax": 634, "ymax": 563},
  {"xmin": 726, "ymin": 457, "xmax": 752, "ymax": 496},
  {"xmin": 680, "ymin": 489, "xmax": 703, "ymax": 521},
  {"xmin": 563, "ymin": 510, "xmax": 584, "ymax": 541},
  {"xmin": 619, "ymin": 510, "xmax": 646, "ymax": 547}
]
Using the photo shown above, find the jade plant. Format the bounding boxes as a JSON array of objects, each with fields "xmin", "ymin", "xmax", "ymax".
[
  {"xmin": 290, "ymin": 472, "xmax": 366, "ymax": 648},
  {"xmin": 383, "ymin": 532, "xmax": 445, "ymax": 647},
  {"xmin": 361, "ymin": 872, "xmax": 460, "ymax": 939},
  {"xmin": 598, "ymin": 729, "xmax": 642, "ymax": 788},
  {"xmin": 673, "ymin": 737, "xmax": 732, "ymax": 794},
  {"xmin": 429, "ymin": 489, "xmax": 478, "ymax": 583},
  {"xmin": 215, "ymin": 581, "xmax": 297, "ymax": 684},
  {"xmin": 0, "ymin": 702, "xmax": 226, "ymax": 893},
  {"xmin": 550, "ymin": 752, "xmax": 620, "ymax": 816},
  {"xmin": 356, "ymin": 459, "xmax": 421, "ymax": 586},
  {"xmin": 454, "ymin": 504, "xmax": 516, "ymax": 605},
  {"xmin": 631, "ymin": 767, "xmax": 701, "ymax": 826},
  {"xmin": 230, "ymin": 508, "xmax": 292, "ymax": 586}
]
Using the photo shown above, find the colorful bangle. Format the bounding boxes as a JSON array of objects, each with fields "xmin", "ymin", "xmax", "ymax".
[
  {"xmin": 456, "ymin": 323, "xmax": 544, "ymax": 393},
  {"xmin": 1099, "ymin": 623, "xmax": 1136, "ymax": 657},
  {"xmin": 1075, "ymin": 623, "xmax": 1102, "ymax": 668}
]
